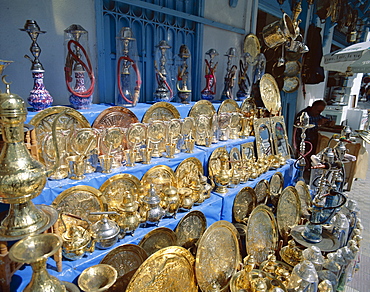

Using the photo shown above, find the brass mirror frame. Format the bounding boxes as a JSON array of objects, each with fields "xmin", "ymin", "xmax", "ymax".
[
  {"xmin": 240, "ymin": 142, "xmax": 255, "ymax": 160},
  {"xmin": 253, "ymin": 117, "xmax": 274, "ymax": 158},
  {"xmin": 270, "ymin": 116, "xmax": 291, "ymax": 159}
]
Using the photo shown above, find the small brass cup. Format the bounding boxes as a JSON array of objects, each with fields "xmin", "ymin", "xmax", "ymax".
[
  {"xmin": 67, "ymin": 155, "xmax": 86, "ymax": 180},
  {"xmin": 141, "ymin": 148, "xmax": 153, "ymax": 164},
  {"xmin": 165, "ymin": 143, "xmax": 176, "ymax": 158},
  {"xmin": 99, "ymin": 154, "xmax": 114, "ymax": 173},
  {"xmin": 125, "ymin": 149, "xmax": 136, "ymax": 167}
]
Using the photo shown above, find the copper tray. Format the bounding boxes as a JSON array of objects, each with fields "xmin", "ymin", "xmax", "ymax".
[
  {"xmin": 142, "ymin": 101, "xmax": 180, "ymax": 123},
  {"xmin": 138, "ymin": 227, "xmax": 178, "ymax": 256},
  {"xmin": 92, "ymin": 106, "xmax": 139, "ymax": 129},
  {"xmin": 175, "ymin": 210, "xmax": 207, "ymax": 248},
  {"xmin": 233, "ymin": 186, "xmax": 257, "ymax": 223}
]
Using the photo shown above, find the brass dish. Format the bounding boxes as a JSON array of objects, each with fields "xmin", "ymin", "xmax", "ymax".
[
  {"xmin": 208, "ymin": 147, "xmax": 229, "ymax": 177},
  {"xmin": 243, "ymin": 34, "xmax": 261, "ymax": 62},
  {"xmin": 126, "ymin": 246, "xmax": 197, "ymax": 292},
  {"xmin": 146, "ymin": 120, "xmax": 166, "ymax": 143},
  {"xmin": 141, "ymin": 165, "xmax": 177, "ymax": 196},
  {"xmin": 295, "ymin": 181, "xmax": 312, "ymax": 218},
  {"xmin": 218, "ymin": 99, "xmax": 240, "ymax": 114},
  {"xmin": 282, "ymin": 76, "xmax": 300, "ymax": 93},
  {"xmin": 246, "ymin": 205, "xmax": 278, "ymax": 264},
  {"xmin": 138, "ymin": 227, "xmax": 178, "ymax": 256},
  {"xmin": 142, "ymin": 101, "xmax": 180, "ymax": 123},
  {"xmin": 99, "ymin": 173, "xmax": 141, "ymax": 211},
  {"xmin": 188, "ymin": 99, "xmax": 216, "ymax": 119},
  {"xmin": 254, "ymin": 179, "xmax": 270, "ymax": 205},
  {"xmin": 175, "ymin": 157, "xmax": 204, "ymax": 191},
  {"xmin": 52, "ymin": 185, "xmax": 104, "ymax": 223},
  {"xmin": 233, "ymin": 187, "xmax": 257, "ymax": 223},
  {"xmin": 276, "ymin": 186, "xmax": 301, "ymax": 242},
  {"xmin": 259, "ymin": 74, "xmax": 281, "ymax": 115},
  {"xmin": 175, "ymin": 210, "xmax": 207, "ymax": 248},
  {"xmin": 78, "ymin": 264, "xmax": 118, "ymax": 292},
  {"xmin": 196, "ymin": 220, "xmax": 241, "ymax": 292},
  {"xmin": 92, "ymin": 106, "xmax": 139, "ymax": 129},
  {"xmin": 100, "ymin": 127, "xmax": 124, "ymax": 155},
  {"xmin": 269, "ymin": 171, "xmax": 284, "ymax": 204},
  {"xmin": 271, "ymin": 116, "xmax": 291, "ymax": 159},
  {"xmin": 100, "ymin": 244, "xmax": 148, "ymax": 292}
]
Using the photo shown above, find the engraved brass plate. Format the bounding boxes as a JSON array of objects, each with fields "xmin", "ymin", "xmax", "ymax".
[
  {"xmin": 218, "ymin": 99, "xmax": 240, "ymax": 114},
  {"xmin": 181, "ymin": 117, "xmax": 195, "ymax": 137},
  {"xmin": 196, "ymin": 220, "xmax": 241, "ymax": 292},
  {"xmin": 243, "ymin": 34, "xmax": 261, "ymax": 60},
  {"xmin": 295, "ymin": 181, "xmax": 312, "ymax": 218},
  {"xmin": 147, "ymin": 120, "xmax": 166, "ymax": 142},
  {"xmin": 284, "ymin": 60, "xmax": 301, "ymax": 77},
  {"xmin": 240, "ymin": 98, "xmax": 257, "ymax": 115},
  {"xmin": 142, "ymin": 101, "xmax": 180, "ymax": 123},
  {"xmin": 70, "ymin": 128, "xmax": 99, "ymax": 156},
  {"xmin": 283, "ymin": 76, "xmax": 300, "ymax": 93},
  {"xmin": 100, "ymin": 244, "xmax": 148, "ymax": 292},
  {"xmin": 141, "ymin": 165, "xmax": 177, "ymax": 196},
  {"xmin": 259, "ymin": 73, "xmax": 281, "ymax": 115},
  {"xmin": 138, "ymin": 227, "xmax": 178, "ymax": 256},
  {"xmin": 126, "ymin": 123, "xmax": 147, "ymax": 147},
  {"xmin": 246, "ymin": 205, "xmax": 278, "ymax": 264},
  {"xmin": 208, "ymin": 147, "xmax": 229, "ymax": 177},
  {"xmin": 276, "ymin": 186, "xmax": 301, "ymax": 241},
  {"xmin": 269, "ymin": 171, "xmax": 284, "ymax": 200},
  {"xmin": 52, "ymin": 185, "xmax": 104, "ymax": 223},
  {"xmin": 92, "ymin": 106, "xmax": 139, "ymax": 129},
  {"xmin": 126, "ymin": 246, "xmax": 197, "ymax": 292},
  {"xmin": 100, "ymin": 127, "xmax": 124, "ymax": 155},
  {"xmin": 175, "ymin": 210, "xmax": 207, "ymax": 248},
  {"xmin": 188, "ymin": 100, "xmax": 216, "ymax": 119},
  {"xmin": 254, "ymin": 179, "xmax": 270, "ymax": 205},
  {"xmin": 175, "ymin": 157, "xmax": 204, "ymax": 190},
  {"xmin": 233, "ymin": 187, "xmax": 257, "ymax": 223}
]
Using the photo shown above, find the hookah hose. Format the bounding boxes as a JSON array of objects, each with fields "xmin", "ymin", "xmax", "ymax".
[
  {"xmin": 155, "ymin": 71, "xmax": 173, "ymax": 99},
  {"xmin": 202, "ymin": 59, "xmax": 216, "ymax": 94},
  {"xmin": 292, "ymin": 125, "xmax": 314, "ymax": 171},
  {"xmin": 117, "ymin": 56, "xmax": 142, "ymax": 104},
  {"xmin": 65, "ymin": 40, "xmax": 95, "ymax": 98}
]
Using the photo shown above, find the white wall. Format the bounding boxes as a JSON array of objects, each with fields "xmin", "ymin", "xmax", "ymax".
[{"xmin": 0, "ymin": 0, "xmax": 97, "ymax": 106}]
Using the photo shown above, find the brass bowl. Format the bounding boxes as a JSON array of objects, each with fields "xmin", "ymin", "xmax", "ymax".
[{"xmin": 78, "ymin": 264, "xmax": 118, "ymax": 292}]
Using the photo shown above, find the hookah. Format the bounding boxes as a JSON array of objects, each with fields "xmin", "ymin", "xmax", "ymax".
[
  {"xmin": 220, "ymin": 47, "xmax": 238, "ymax": 101},
  {"xmin": 64, "ymin": 24, "xmax": 95, "ymax": 109},
  {"xmin": 20, "ymin": 20, "xmax": 53, "ymax": 111},
  {"xmin": 153, "ymin": 40, "xmax": 173, "ymax": 102},
  {"xmin": 116, "ymin": 27, "xmax": 141, "ymax": 107},
  {"xmin": 176, "ymin": 44, "xmax": 192, "ymax": 104},
  {"xmin": 236, "ymin": 53, "xmax": 251, "ymax": 101},
  {"xmin": 201, "ymin": 48, "xmax": 219, "ymax": 100}
]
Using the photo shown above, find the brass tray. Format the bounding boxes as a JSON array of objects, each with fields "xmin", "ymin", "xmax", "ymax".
[
  {"xmin": 269, "ymin": 171, "xmax": 284, "ymax": 202},
  {"xmin": 126, "ymin": 122, "xmax": 147, "ymax": 147},
  {"xmin": 295, "ymin": 181, "xmax": 312, "ymax": 218},
  {"xmin": 142, "ymin": 101, "xmax": 180, "ymax": 123},
  {"xmin": 126, "ymin": 246, "xmax": 197, "ymax": 292},
  {"xmin": 240, "ymin": 98, "xmax": 256, "ymax": 115},
  {"xmin": 141, "ymin": 165, "xmax": 177, "ymax": 195},
  {"xmin": 196, "ymin": 220, "xmax": 241, "ymax": 292},
  {"xmin": 284, "ymin": 60, "xmax": 302, "ymax": 77},
  {"xmin": 167, "ymin": 119, "xmax": 182, "ymax": 139},
  {"xmin": 175, "ymin": 210, "xmax": 207, "ymax": 248},
  {"xmin": 138, "ymin": 227, "xmax": 178, "ymax": 256},
  {"xmin": 175, "ymin": 157, "xmax": 204, "ymax": 190},
  {"xmin": 208, "ymin": 147, "xmax": 229, "ymax": 177},
  {"xmin": 100, "ymin": 127, "xmax": 124, "ymax": 155},
  {"xmin": 243, "ymin": 34, "xmax": 261, "ymax": 64},
  {"xmin": 99, "ymin": 173, "xmax": 141, "ymax": 211},
  {"xmin": 254, "ymin": 179, "xmax": 270, "ymax": 205},
  {"xmin": 181, "ymin": 117, "xmax": 195, "ymax": 137},
  {"xmin": 51, "ymin": 185, "xmax": 104, "ymax": 223},
  {"xmin": 29, "ymin": 106, "xmax": 91, "ymax": 165},
  {"xmin": 92, "ymin": 106, "xmax": 139, "ymax": 129},
  {"xmin": 69, "ymin": 128, "xmax": 99, "ymax": 156},
  {"xmin": 276, "ymin": 186, "xmax": 301, "ymax": 241},
  {"xmin": 100, "ymin": 244, "xmax": 148, "ymax": 292},
  {"xmin": 283, "ymin": 76, "xmax": 300, "ymax": 93},
  {"xmin": 188, "ymin": 100, "xmax": 216, "ymax": 119},
  {"xmin": 259, "ymin": 73, "xmax": 281, "ymax": 115},
  {"xmin": 146, "ymin": 120, "xmax": 166, "ymax": 143},
  {"xmin": 233, "ymin": 186, "xmax": 257, "ymax": 223},
  {"xmin": 218, "ymin": 99, "xmax": 240, "ymax": 114}
]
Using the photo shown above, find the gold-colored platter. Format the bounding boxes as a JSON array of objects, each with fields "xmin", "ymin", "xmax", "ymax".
[
  {"xmin": 243, "ymin": 34, "xmax": 261, "ymax": 60},
  {"xmin": 69, "ymin": 128, "xmax": 99, "ymax": 156},
  {"xmin": 259, "ymin": 73, "xmax": 281, "ymax": 115},
  {"xmin": 29, "ymin": 106, "xmax": 91, "ymax": 165},
  {"xmin": 100, "ymin": 127, "xmax": 125, "ymax": 154},
  {"xmin": 276, "ymin": 186, "xmax": 301, "ymax": 242},
  {"xmin": 141, "ymin": 101, "xmax": 180, "ymax": 123},
  {"xmin": 141, "ymin": 165, "xmax": 177, "ymax": 195},
  {"xmin": 196, "ymin": 220, "xmax": 241, "ymax": 292},
  {"xmin": 181, "ymin": 117, "xmax": 195, "ymax": 137},
  {"xmin": 269, "ymin": 171, "xmax": 284, "ymax": 201},
  {"xmin": 240, "ymin": 98, "xmax": 256, "ymax": 115},
  {"xmin": 99, "ymin": 173, "xmax": 141, "ymax": 211},
  {"xmin": 218, "ymin": 99, "xmax": 240, "ymax": 114},
  {"xmin": 126, "ymin": 123, "xmax": 147, "ymax": 147},
  {"xmin": 100, "ymin": 244, "xmax": 148, "ymax": 292},
  {"xmin": 92, "ymin": 106, "xmax": 139, "ymax": 129},
  {"xmin": 138, "ymin": 227, "xmax": 178, "ymax": 256},
  {"xmin": 208, "ymin": 147, "xmax": 229, "ymax": 177},
  {"xmin": 126, "ymin": 246, "xmax": 197, "ymax": 292},
  {"xmin": 283, "ymin": 76, "xmax": 300, "ymax": 93},
  {"xmin": 254, "ymin": 179, "xmax": 270, "ymax": 205},
  {"xmin": 233, "ymin": 186, "xmax": 257, "ymax": 223},
  {"xmin": 246, "ymin": 205, "xmax": 278, "ymax": 264},
  {"xmin": 295, "ymin": 181, "xmax": 312, "ymax": 218},
  {"xmin": 51, "ymin": 185, "xmax": 104, "ymax": 223},
  {"xmin": 188, "ymin": 100, "xmax": 216, "ymax": 119},
  {"xmin": 146, "ymin": 120, "xmax": 166, "ymax": 142},
  {"xmin": 175, "ymin": 210, "xmax": 207, "ymax": 248},
  {"xmin": 175, "ymin": 157, "xmax": 204, "ymax": 190}
]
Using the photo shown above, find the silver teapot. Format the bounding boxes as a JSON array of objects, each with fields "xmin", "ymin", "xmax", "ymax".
[
  {"xmin": 90, "ymin": 212, "xmax": 121, "ymax": 250},
  {"xmin": 141, "ymin": 184, "xmax": 166, "ymax": 227}
]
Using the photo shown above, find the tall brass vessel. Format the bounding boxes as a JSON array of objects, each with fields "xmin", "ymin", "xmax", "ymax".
[{"xmin": 0, "ymin": 79, "xmax": 58, "ymax": 240}]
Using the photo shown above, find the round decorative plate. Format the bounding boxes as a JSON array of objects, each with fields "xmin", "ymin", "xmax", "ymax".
[
  {"xmin": 92, "ymin": 106, "xmax": 139, "ymax": 129},
  {"xmin": 254, "ymin": 179, "xmax": 270, "ymax": 205},
  {"xmin": 146, "ymin": 120, "xmax": 166, "ymax": 143},
  {"xmin": 100, "ymin": 127, "xmax": 124, "ymax": 155},
  {"xmin": 233, "ymin": 186, "xmax": 257, "ymax": 223},
  {"xmin": 218, "ymin": 99, "xmax": 240, "ymax": 114},
  {"xmin": 100, "ymin": 244, "xmax": 148, "ymax": 292},
  {"xmin": 69, "ymin": 128, "xmax": 99, "ymax": 156},
  {"xmin": 175, "ymin": 210, "xmax": 207, "ymax": 248},
  {"xmin": 295, "ymin": 181, "xmax": 312, "ymax": 218},
  {"xmin": 29, "ymin": 106, "xmax": 90, "ymax": 165},
  {"xmin": 246, "ymin": 205, "xmax": 278, "ymax": 264},
  {"xmin": 126, "ymin": 246, "xmax": 197, "ymax": 292},
  {"xmin": 99, "ymin": 173, "xmax": 142, "ymax": 211},
  {"xmin": 284, "ymin": 60, "xmax": 302, "ymax": 77},
  {"xmin": 283, "ymin": 76, "xmax": 300, "ymax": 93},
  {"xmin": 208, "ymin": 147, "xmax": 229, "ymax": 177},
  {"xmin": 126, "ymin": 123, "xmax": 147, "ymax": 147},
  {"xmin": 259, "ymin": 74, "xmax": 281, "ymax": 115},
  {"xmin": 167, "ymin": 119, "xmax": 182, "ymax": 139},
  {"xmin": 243, "ymin": 34, "xmax": 261, "ymax": 64},
  {"xmin": 240, "ymin": 98, "xmax": 256, "ymax": 115},
  {"xmin": 269, "ymin": 172, "xmax": 284, "ymax": 204},
  {"xmin": 141, "ymin": 165, "xmax": 177, "ymax": 195},
  {"xmin": 138, "ymin": 227, "xmax": 178, "ymax": 256},
  {"xmin": 181, "ymin": 117, "xmax": 195, "ymax": 137},
  {"xmin": 142, "ymin": 101, "xmax": 180, "ymax": 123},
  {"xmin": 175, "ymin": 157, "xmax": 204, "ymax": 190},
  {"xmin": 196, "ymin": 220, "xmax": 241, "ymax": 292},
  {"xmin": 276, "ymin": 186, "xmax": 301, "ymax": 241},
  {"xmin": 188, "ymin": 100, "xmax": 216, "ymax": 119},
  {"xmin": 51, "ymin": 185, "xmax": 104, "ymax": 223}
]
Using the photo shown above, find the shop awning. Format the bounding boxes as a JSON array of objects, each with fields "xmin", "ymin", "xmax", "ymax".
[{"xmin": 320, "ymin": 41, "xmax": 370, "ymax": 74}]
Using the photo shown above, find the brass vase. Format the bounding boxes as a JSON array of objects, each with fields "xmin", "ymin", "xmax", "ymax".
[{"xmin": 78, "ymin": 264, "xmax": 118, "ymax": 292}]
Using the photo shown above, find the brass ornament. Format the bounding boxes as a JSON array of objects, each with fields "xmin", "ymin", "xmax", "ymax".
[
  {"xmin": 283, "ymin": 76, "xmax": 300, "ymax": 93},
  {"xmin": 233, "ymin": 186, "xmax": 257, "ymax": 223},
  {"xmin": 218, "ymin": 98, "xmax": 240, "ymax": 114},
  {"xmin": 141, "ymin": 101, "xmax": 180, "ymax": 123},
  {"xmin": 138, "ymin": 227, "xmax": 178, "ymax": 256},
  {"xmin": 259, "ymin": 74, "xmax": 281, "ymax": 115},
  {"xmin": 254, "ymin": 179, "xmax": 270, "ymax": 205}
]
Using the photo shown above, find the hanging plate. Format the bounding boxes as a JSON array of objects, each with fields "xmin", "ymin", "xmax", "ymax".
[
  {"xmin": 243, "ymin": 34, "xmax": 261, "ymax": 65},
  {"xmin": 218, "ymin": 99, "xmax": 240, "ymax": 114},
  {"xmin": 283, "ymin": 76, "xmax": 300, "ymax": 93},
  {"xmin": 175, "ymin": 210, "xmax": 207, "ymax": 248},
  {"xmin": 138, "ymin": 227, "xmax": 178, "ymax": 256},
  {"xmin": 188, "ymin": 100, "xmax": 216, "ymax": 119},
  {"xmin": 232, "ymin": 186, "xmax": 257, "ymax": 223},
  {"xmin": 259, "ymin": 74, "xmax": 281, "ymax": 115},
  {"xmin": 284, "ymin": 60, "xmax": 302, "ymax": 77},
  {"xmin": 295, "ymin": 181, "xmax": 312, "ymax": 218},
  {"xmin": 142, "ymin": 101, "xmax": 180, "ymax": 123}
]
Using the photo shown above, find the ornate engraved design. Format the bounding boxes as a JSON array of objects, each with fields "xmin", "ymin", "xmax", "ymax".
[
  {"xmin": 92, "ymin": 106, "xmax": 139, "ymax": 129},
  {"xmin": 269, "ymin": 172, "xmax": 284, "ymax": 202},
  {"xmin": 142, "ymin": 102, "xmax": 180, "ymax": 123},
  {"xmin": 181, "ymin": 117, "xmax": 195, "ymax": 137},
  {"xmin": 147, "ymin": 121, "xmax": 166, "ymax": 143},
  {"xmin": 127, "ymin": 123, "xmax": 147, "ymax": 148},
  {"xmin": 175, "ymin": 210, "xmax": 207, "ymax": 248},
  {"xmin": 254, "ymin": 179, "xmax": 270, "ymax": 205},
  {"xmin": 175, "ymin": 157, "xmax": 204, "ymax": 190},
  {"xmin": 188, "ymin": 100, "xmax": 216, "ymax": 119},
  {"xmin": 233, "ymin": 187, "xmax": 257, "ymax": 223},
  {"xmin": 218, "ymin": 99, "xmax": 240, "ymax": 114},
  {"xmin": 243, "ymin": 34, "xmax": 261, "ymax": 59},
  {"xmin": 141, "ymin": 165, "xmax": 177, "ymax": 196},
  {"xmin": 208, "ymin": 147, "xmax": 229, "ymax": 177},
  {"xmin": 259, "ymin": 74, "xmax": 281, "ymax": 115},
  {"xmin": 138, "ymin": 227, "xmax": 178, "ymax": 256},
  {"xmin": 69, "ymin": 128, "xmax": 99, "ymax": 155}
]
